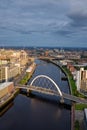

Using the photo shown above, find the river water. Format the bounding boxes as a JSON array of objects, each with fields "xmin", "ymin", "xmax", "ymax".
[{"xmin": 0, "ymin": 59, "xmax": 71, "ymax": 130}]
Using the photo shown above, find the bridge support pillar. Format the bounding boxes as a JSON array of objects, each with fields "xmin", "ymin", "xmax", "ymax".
[
  {"xmin": 60, "ymin": 96, "xmax": 64, "ymax": 103},
  {"xmin": 27, "ymin": 89, "xmax": 31, "ymax": 96}
]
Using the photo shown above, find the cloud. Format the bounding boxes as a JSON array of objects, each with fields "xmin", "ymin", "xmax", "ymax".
[
  {"xmin": 54, "ymin": 30, "xmax": 73, "ymax": 36},
  {"xmin": 70, "ymin": 0, "xmax": 87, "ymax": 12},
  {"xmin": 0, "ymin": 0, "xmax": 87, "ymax": 47},
  {"xmin": 68, "ymin": 0, "xmax": 87, "ymax": 28},
  {"xmin": 68, "ymin": 12, "xmax": 87, "ymax": 28}
]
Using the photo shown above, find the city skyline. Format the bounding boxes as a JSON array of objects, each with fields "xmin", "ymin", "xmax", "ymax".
[{"xmin": 0, "ymin": 0, "xmax": 87, "ymax": 47}]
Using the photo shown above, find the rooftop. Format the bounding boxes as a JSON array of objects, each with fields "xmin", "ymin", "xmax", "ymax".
[{"xmin": 0, "ymin": 82, "xmax": 13, "ymax": 90}]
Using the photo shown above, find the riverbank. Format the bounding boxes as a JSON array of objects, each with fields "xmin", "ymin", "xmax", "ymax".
[
  {"xmin": 61, "ymin": 66, "xmax": 87, "ymax": 130},
  {"xmin": 48, "ymin": 59, "xmax": 74, "ymax": 130},
  {"xmin": 0, "ymin": 62, "xmax": 36, "ymax": 113},
  {"xmin": 75, "ymin": 110, "xmax": 85, "ymax": 130},
  {"xmin": 19, "ymin": 62, "xmax": 36, "ymax": 85},
  {"xmin": 0, "ymin": 89, "xmax": 19, "ymax": 114},
  {"xmin": 48, "ymin": 60, "xmax": 72, "ymax": 94},
  {"xmin": 49, "ymin": 59, "xmax": 87, "ymax": 130}
]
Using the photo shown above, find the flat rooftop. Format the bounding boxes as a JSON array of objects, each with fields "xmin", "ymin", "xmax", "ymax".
[{"xmin": 0, "ymin": 82, "xmax": 13, "ymax": 90}]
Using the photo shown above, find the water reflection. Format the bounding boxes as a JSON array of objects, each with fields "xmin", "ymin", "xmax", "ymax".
[{"xmin": 0, "ymin": 102, "xmax": 14, "ymax": 117}]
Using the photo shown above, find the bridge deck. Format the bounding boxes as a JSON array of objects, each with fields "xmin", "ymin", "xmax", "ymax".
[{"xmin": 16, "ymin": 85, "xmax": 87, "ymax": 104}]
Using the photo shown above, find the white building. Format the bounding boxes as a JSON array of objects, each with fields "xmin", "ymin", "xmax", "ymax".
[
  {"xmin": 76, "ymin": 68, "xmax": 87, "ymax": 91},
  {"xmin": 76, "ymin": 71, "xmax": 81, "ymax": 91}
]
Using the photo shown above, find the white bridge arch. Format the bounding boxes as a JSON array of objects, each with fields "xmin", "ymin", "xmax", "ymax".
[{"xmin": 30, "ymin": 75, "xmax": 63, "ymax": 97}]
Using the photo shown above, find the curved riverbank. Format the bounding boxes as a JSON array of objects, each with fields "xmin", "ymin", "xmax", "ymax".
[
  {"xmin": 46, "ymin": 59, "xmax": 74, "ymax": 130},
  {"xmin": 47, "ymin": 59, "xmax": 72, "ymax": 94},
  {"xmin": 47, "ymin": 59, "xmax": 87, "ymax": 130}
]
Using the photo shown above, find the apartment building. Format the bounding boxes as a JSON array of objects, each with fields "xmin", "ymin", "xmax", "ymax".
[
  {"xmin": 76, "ymin": 68, "xmax": 87, "ymax": 91},
  {"xmin": 0, "ymin": 65, "xmax": 20, "ymax": 82}
]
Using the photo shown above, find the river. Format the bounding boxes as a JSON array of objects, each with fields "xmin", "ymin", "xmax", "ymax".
[{"xmin": 0, "ymin": 59, "xmax": 71, "ymax": 130}]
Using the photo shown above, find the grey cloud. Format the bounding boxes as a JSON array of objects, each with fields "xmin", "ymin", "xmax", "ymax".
[
  {"xmin": 53, "ymin": 29, "xmax": 74, "ymax": 37},
  {"xmin": 1, "ymin": 0, "xmax": 87, "ymax": 47},
  {"xmin": 68, "ymin": 12, "xmax": 87, "ymax": 27},
  {"xmin": 0, "ymin": 0, "xmax": 68, "ymax": 29}
]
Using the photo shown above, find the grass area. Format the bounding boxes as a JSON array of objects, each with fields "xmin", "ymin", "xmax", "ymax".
[
  {"xmin": 62, "ymin": 66, "xmax": 77, "ymax": 95},
  {"xmin": 19, "ymin": 73, "xmax": 31, "ymax": 85},
  {"xmin": 61, "ymin": 65, "xmax": 87, "ymax": 129},
  {"xmin": 62, "ymin": 66, "xmax": 86, "ymax": 98},
  {"xmin": 84, "ymin": 66, "xmax": 87, "ymax": 70},
  {"xmin": 75, "ymin": 120, "xmax": 80, "ymax": 130},
  {"xmin": 62, "ymin": 66, "xmax": 87, "ymax": 111},
  {"xmin": 75, "ymin": 103, "xmax": 87, "ymax": 110}
]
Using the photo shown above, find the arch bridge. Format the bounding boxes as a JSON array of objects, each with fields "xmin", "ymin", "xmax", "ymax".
[
  {"xmin": 30, "ymin": 75, "xmax": 64, "ymax": 103},
  {"xmin": 17, "ymin": 75, "xmax": 87, "ymax": 104}
]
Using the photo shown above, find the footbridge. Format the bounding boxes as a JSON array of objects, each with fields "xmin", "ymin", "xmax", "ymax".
[{"xmin": 16, "ymin": 75, "xmax": 87, "ymax": 104}]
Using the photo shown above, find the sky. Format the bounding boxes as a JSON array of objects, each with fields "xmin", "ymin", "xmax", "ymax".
[{"xmin": 0, "ymin": 0, "xmax": 87, "ymax": 47}]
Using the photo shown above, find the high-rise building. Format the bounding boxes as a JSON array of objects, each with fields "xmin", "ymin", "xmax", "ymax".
[
  {"xmin": 76, "ymin": 71, "xmax": 81, "ymax": 91},
  {"xmin": 76, "ymin": 68, "xmax": 87, "ymax": 91}
]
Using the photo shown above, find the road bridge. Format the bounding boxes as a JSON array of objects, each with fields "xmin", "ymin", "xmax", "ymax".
[{"xmin": 16, "ymin": 75, "xmax": 87, "ymax": 104}]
